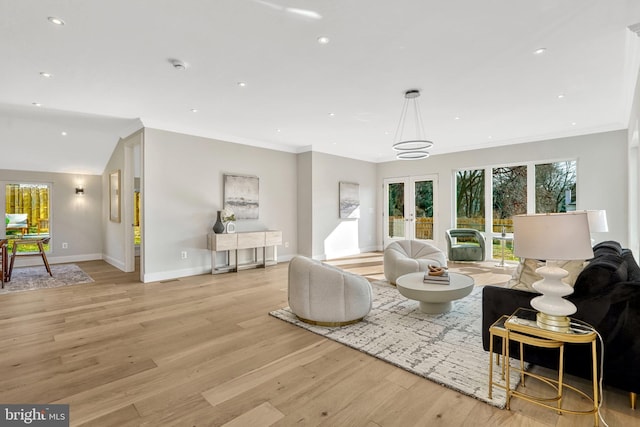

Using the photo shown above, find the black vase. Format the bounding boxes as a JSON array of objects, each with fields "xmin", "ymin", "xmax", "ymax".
[{"xmin": 213, "ymin": 211, "xmax": 225, "ymax": 234}]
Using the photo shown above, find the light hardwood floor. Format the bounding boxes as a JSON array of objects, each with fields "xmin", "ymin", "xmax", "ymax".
[{"xmin": 0, "ymin": 255, "xmax": 637, "ymax": 426}]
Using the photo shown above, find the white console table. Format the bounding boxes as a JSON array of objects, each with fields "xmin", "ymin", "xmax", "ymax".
[{"xmin": 207, "ymin": 231, "xmax": 282, "ymax": 274}]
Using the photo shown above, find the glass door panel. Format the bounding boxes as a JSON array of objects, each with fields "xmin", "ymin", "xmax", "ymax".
[
  {"xmin": 386, "ymin": 181, "xmax": 406, "ymax": 241},
  {"xmin": 414, "ymin": 179, "xmax": 433, "ymax": 240}
]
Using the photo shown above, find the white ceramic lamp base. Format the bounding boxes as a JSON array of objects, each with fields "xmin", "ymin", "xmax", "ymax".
[{"xmin": 530, "ymin": 262, "xmax": 576, "ymax": 332}]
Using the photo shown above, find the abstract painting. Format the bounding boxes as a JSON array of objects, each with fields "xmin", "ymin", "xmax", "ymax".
[
  {"xmin": 339, "ymin": 182, "xmax": 360, "ymax": 219},
  {"xmin": 224, "ymin": 174, "xmax": 259, "ymax": 219}
]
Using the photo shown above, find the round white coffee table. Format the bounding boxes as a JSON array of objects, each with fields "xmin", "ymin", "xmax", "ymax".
[{"xmin": 396, "ymin": 271, "xmax": 474, "ymax": 314}]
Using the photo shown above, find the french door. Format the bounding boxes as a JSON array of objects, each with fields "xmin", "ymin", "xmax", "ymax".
[{"xmin": 383, "ymin": 175, "xmax": 438, "ymax": 247}]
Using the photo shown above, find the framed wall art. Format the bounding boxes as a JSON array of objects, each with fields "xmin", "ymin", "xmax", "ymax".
[
  {"xmin": 339, "ymin": 181, "xmax": 360, "ymax": 219},
  {"xmin": 223, "ymin": 174, "xmax": 259, "ymax": 219},
  {"xmin": 109, "ymin": 169, "xmax": 121, "ymax": 223}
]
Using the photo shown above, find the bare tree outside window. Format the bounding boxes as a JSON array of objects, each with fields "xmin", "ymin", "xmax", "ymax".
[
  {"xmin": 456, "ymin": 169, "xmax": 485, "ymax": 231},
  {"xmin": 492, "ymin": 166, "xmax": 527, "ymax": 233},
  {"xmin": 535, "ymin": 161, "xmax": 577, "ymax": 213}
]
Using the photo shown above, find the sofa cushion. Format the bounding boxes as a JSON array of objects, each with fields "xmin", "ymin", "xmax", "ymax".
[
  {"xmin": 573, "ymin": 254, "xmax": 628, "ymax": 297},
  {"xmin": 622, "ymin": 249, "xmax": 640, "ymax": 282},
  {"xmin": 592, "ymin": 240, "xmax": 622, "ymax": 258},
  {"xmin": 507, "ymin": 258, "xmax": 586, "ymax": 292}
]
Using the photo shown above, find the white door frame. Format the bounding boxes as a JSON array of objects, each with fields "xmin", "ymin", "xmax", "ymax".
[
  {"xmin": 124, "ymin": 133, "xmax": 143, "ymax": 281},
  {"xmin": 383, "ymin": 174, "xmax": 438, "ymax": 248}
]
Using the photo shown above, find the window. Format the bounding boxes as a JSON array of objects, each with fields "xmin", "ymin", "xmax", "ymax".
[
  {"xmin": 5, "ymin": 183, "xmax": 50, "ymax": 252},
  {"xmin": 456, "ymin": 169, "xmax": 485, "ymax": 231},
  {"xmin": 492, "ymin": 165, "xmax": 527, "ymax": 233},
  {"xmin": 454, "ymin": 159, "xmax": 577, "ymax": 262},
  {"xmin": 535, "ymin": 161, "xmax": 576, "ymax": 213}
]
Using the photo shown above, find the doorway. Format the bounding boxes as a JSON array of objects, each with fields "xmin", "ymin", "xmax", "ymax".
[
  {"xmin": 124, "ymin": 132, "xmax": 143, "ymax": 280},
  {"xmin": 383, "ymin": 175, "xmax": 438, "ymax": 248}
]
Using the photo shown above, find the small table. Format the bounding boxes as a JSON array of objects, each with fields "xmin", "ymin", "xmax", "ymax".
[
  {"xmin": 494, "ymin": 235, "xmax": 513, "ymax": 267},
  {"xmin": 395, "ymin": 271, "xmax": 474, "ymax": 314},
  {"xmin": 503, "ymin": 308, "xmax": 599, "ymax": 426},
  {"xmin": 7, "ymin": 238, "xmax": 52, "ymax": 281}
]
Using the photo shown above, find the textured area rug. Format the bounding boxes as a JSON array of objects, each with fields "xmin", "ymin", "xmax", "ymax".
[
  {"xmin": 270, "ymin": 281, "xmax": 524, "ymax": 408},
  {"xmin": 0, "ymin": 264, "xmax": 94, "ymax": 294}
]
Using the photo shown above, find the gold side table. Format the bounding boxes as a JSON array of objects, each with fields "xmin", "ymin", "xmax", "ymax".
[{"xmin": 504, "ymin": 308, "xmax": 599, "ymax": 426}]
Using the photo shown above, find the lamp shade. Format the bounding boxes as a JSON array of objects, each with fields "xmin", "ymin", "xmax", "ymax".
[
  {"xmin": 586, "ymin": 210, "xmax": 608, "ymax": 233},
  {"xmin": 513, "ymin": 212, "xmax": 594, "ymax": 261}
]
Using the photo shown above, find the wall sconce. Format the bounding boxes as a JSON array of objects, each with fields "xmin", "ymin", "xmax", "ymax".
[{"xmin": 75, "ymin": 186, "xmax": 85, "ymax": 195}]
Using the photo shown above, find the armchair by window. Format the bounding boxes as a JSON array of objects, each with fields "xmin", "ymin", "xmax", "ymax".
[{"xmin": 445, "ymin": 228, "xmax": 485, "ymax": 261}]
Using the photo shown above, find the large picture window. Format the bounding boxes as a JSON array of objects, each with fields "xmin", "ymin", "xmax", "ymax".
[
  {"xmin": 455, "ymin": 159, "xmax": 577, "ymax": 262},
  {"xmin": 456, "ymin": 169, "xmax": 485, "ymax": 231},
  {"xmin": 5, "ymin": 183, "xmax": 50, "ymax": 252},
  {"xmin": 535, "ymin": 161, "xmax": 576, "ymax": 213},
  {"xmin": 492, "ymin": 165, "xmax": 527, "ymax": 233}
]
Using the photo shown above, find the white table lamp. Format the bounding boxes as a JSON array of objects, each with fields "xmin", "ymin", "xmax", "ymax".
[
  {"xmin": 586, "ymin": 210, "xmax": 608, "ymax": 233},
  {"xmin": 513, "ymin": 212, "xmax": 594, "ymax": 332}
]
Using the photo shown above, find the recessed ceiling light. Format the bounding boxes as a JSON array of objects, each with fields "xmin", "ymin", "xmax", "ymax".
[
  {"xmin": 61, "ymin": 131, "xmax": 67, "ymax": 136},
  {"xmin": 533, "ymin": 48, "xmax": 547, "ymax": 55},
  {"xmin": 317, "ymin": 36, "xmax": 330, "ymax": 45},
  {"xmin": 47, "ymin": 16, "xmax": 65, "ymax": 26},
  {"xmin": 558, "ymin": 94, "xmax": 565, "ymax": 99},
  {"xmin": 454, "ymin": 116, "xmax": 461, "ymax": 120},
  {"xmin": 571, "ymin": 122, "xmax": 577, "ymax": 126},
  {"xmin": 190, "ymin": 108, "xmax": 198, "ymax": 113},
  {"xmin": 40, "ymin": 72, "xmax": 53, "ymax": 78},
  {"xmin": 488, "ymin": 136, "xmax": 493, "ymax": 140},
  {"xmin": 328, "ymin": 112, "xmax": 335, "ymax": 117},
  {"xmin": 170, "ymin": 59, "xmax": 187, "ymax": 70},
  {"xmin": 32, "ymin": 102, "xmax": 42, "ymax": 107},
  {"xmin": 237, "ymin": 81, "xmax": 247, "ymax": 87},
  {"xmin": 276, "ymin": 128, "xmax": 281, "ymax": 133}
]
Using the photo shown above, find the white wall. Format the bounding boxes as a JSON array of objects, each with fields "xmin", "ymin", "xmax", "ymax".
[
  {"xmin": 377, "ymin": 130, "xmax": 629, "ymax": 253},
  {"xmin": 296, "ymin": 152, "xmax": 312, "ymax": 257},
  {"xmin": 310, "ymin": 152, "xmax": 378, "ymax": 259},
  {"xmin": 0, "ymin": 169, "xmax": 102, "ymax": 266},
  {"xmin": 102, "ymin": 136, "xmax": 127, "ymax": 270},
  {"xmin": 627, "ymin": 65, "xmax": 640, "ymax": 258},
  {"xmin": 142, "ymin": 128, "xmax": 298, "ymax": 282}
]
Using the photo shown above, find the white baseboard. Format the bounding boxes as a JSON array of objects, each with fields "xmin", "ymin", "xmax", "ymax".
[
  {"xmin": 11, "ymin": 253, "xmax": 103, "ymax": 268},
  {"xmin": 103, "ymin": 254, "xmax": 125, "ymax": 271},
  {"xmin": 313, "ymin": 246, "xmax": 383, "ymax": 261},
  {"xmin": 143, "ymin": 266, "xmax": 211, "ymax": 283}
]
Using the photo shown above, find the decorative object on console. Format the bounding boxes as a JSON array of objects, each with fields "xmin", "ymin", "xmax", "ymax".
[
  {"xmin": 391, "ymin": 89, "xmax": 433, "ymax": 160},
  {"xmin": 223, "ymin": 174, "xmax": 259, "ymax": 219},
  {"xmin": 213, "ymin": 211, "xmax": 224, "ymax": 234},
  {"xmin": 513, "ymin": 212, "xmax": 593, "ymax": 332},
  {"xmin": 221, "ymin": 207, "xmax": 236, "ymax": 233},
  {"xmin": 339, "ymin": 182, "xmax": 360, "ymax": 219}
]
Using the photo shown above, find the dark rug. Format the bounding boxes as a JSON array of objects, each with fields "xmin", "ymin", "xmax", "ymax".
[{"xmin": 0, "ymin": 264, "xmax": 94, "ymax": 294}]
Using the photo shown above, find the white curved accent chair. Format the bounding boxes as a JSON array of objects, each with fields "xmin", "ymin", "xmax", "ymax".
[
  {"xmin": 288, "ymin": 256, "xmax": 373, "ymax": 326},
  {"xmin": 384, "ymin": 240, "xmax": 447, "ymax": 285}
]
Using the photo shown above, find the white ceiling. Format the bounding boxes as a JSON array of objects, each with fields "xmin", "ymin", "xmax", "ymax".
[{"xmin": 2, "ymin": 0, "xmax": 640, "ymax": 174}]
